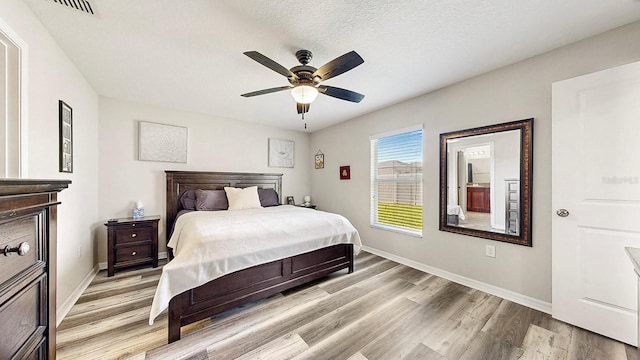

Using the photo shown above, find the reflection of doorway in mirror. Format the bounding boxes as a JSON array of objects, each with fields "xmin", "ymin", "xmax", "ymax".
[
  {"xmin": 464, "ymin": 145, "xmax": 494, "ymax": 229},
  {"xmin": 449, "ymin": 142, "xmax": 497, "ymax": 231}
]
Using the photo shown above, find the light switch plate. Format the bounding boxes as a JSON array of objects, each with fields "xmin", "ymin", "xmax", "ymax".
[{"xmin": 485, "ymin": 245, "xmax": 496, "ymax": 258}]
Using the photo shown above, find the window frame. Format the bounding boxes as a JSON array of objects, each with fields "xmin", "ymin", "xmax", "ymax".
[{"xmin": 370, "ymin": 124, "xmax": 424, "ymax": 237}]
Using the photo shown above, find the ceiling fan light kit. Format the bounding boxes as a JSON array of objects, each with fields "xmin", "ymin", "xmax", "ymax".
[
  {"xmin": 241, "ymin": 49, "xmax": 365, "ymax": 125},
  {"xmin": 290, "ymin": 85, "xmax": 318, "ymax": 104}
]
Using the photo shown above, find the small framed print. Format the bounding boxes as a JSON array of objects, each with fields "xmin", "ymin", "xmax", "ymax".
[
  {"xmin": 315, "ymin": 150, "xmax": 324, "ymax": 169},
  {"xmin": 59, "ymin": 100, "xmax": 73, "ymax": 173},
  {"xmin": 340, "ymin": 166, "xmax": 350, "ymax": 180},
  {"xmin": 286, "ymin": 196, "xmax": 295, "ymax": 205}
]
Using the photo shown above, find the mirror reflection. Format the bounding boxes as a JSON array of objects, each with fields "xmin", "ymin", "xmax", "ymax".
[
  {"xmin": 445, "ymin": 130, "xmax": 520, "ymax": 235},
  {"xmin": 439, "ymin": 118, "xmax": 533, "ymax": 246}
]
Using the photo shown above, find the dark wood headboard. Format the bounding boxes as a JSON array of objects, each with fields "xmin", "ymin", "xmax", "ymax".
[{"xmin": 165, "ymin": 171, "xmax": 283, "ymax": 244}]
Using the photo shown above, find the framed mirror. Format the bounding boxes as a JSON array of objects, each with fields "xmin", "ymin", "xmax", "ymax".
[{"xmin": 439, "ymin": 118, "xmax": 533, "ymax": 246}]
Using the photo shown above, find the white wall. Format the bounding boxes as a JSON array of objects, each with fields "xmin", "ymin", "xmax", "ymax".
[
  {"xmin": 0, "ymin": 0, "xmax": 100, "ymax": 320},
  {"xmin": 310, "ymin": 21, "xmax": 640, "ymax": 303},
  {"xmin": 98, "ymin": 97, "xmax": 310, "ymax": 262}
]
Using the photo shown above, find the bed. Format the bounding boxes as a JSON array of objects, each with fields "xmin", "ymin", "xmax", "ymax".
[{"xmin": 151, "ymin": 171, "xmax": 361, "ymax": 343}]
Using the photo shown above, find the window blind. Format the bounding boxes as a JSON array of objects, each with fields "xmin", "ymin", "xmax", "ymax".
[{"xmin": 370, "ymin": 126, "xmax": 423, "ymax": 236}]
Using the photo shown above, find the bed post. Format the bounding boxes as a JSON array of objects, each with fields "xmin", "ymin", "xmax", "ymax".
[
  {"xmin": 168, "ymin": 292, "xmax": 189, "ymax": 343},
  {"xmin": 348, "ymin": 244, "xmax": 354, "ymax": 273},
  {"xmin": 165, "ymin": 172, "xmax": 178, "ymax": 251}
]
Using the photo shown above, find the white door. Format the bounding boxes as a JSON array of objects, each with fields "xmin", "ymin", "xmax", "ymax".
[{"xmin": 552, "ymin": 60, "xmax": 640, "ymax": 346}]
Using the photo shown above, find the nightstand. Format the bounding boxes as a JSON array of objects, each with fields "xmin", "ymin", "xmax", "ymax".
[
  {"xmin": 295, "ymin": 204, "xmax": 317, "ymax": 209},
  {"xmin": 105, "ymin": 215, "xmax": 160, "ymax": 276}
]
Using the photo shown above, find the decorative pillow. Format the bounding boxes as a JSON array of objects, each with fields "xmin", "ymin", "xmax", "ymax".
[
  {"xmin": 258, "ymin": 188, "xmax": 280, "ymax": 207},
  {"xmin": 224, "ymin": 186, "xmax": 262, "ymax": 210},
  {"xmin": 195, "ymin": 189, "xmax": 229, "ymax": 211},
  {"xmin": 179, "ymin": 190, "xmax": 196, "ymax": 210}
]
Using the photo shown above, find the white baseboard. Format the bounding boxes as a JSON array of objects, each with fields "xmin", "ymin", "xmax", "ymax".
[
  {"xmin": 362, "ymin": 246, "xmax": 552, "ymax": 314},
  {"xmin": 57, "ymin": 263, "xmax": 100, "ymax": 327},
  {"xmin": 98, "ymin": 251, "xmax": 168, "ymax": 270}
]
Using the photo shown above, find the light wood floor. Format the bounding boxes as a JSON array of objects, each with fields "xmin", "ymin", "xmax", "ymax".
[{"xmin": 57, "ymin": 252, "xmax": 637, "ymax": 360}]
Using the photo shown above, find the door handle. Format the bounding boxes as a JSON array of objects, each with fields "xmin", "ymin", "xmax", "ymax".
[{"xmin": 556, "ymin": 209, "xmax": 569, "ymax": 217}]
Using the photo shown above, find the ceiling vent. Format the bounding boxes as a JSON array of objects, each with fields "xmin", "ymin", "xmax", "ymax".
[{"xmin": 47, "ymin": 0, "xmax": 97, "ymax": 16}]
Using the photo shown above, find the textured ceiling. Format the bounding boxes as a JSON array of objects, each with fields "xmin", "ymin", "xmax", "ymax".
[{"xmin": 24, "ymin": 0, "xmax": 640, "ymax": 132}]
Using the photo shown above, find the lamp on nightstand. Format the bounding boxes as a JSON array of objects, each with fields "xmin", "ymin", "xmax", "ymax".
[{"xmin": 303, "ymin": 195, "xmax": 311, "ymax": 206}]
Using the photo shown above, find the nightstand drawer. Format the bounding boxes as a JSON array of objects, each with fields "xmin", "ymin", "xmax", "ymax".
[
  {"xmin": 114, "ymin": 227, "xmax": 153, "ymax": 245},
  {"xmin": 116, "ymin": 243, "xmax": 152, "ymax": 263}
]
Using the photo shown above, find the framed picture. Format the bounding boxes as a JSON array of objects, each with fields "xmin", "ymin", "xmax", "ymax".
[
  {"xmin": 315, "ymin": 150, "xmax": 324, "ymax": 169},
  {"xmin": 340, "ymin": 165, "xmax": 350, "ymax": 180},
  {"xmin": 268, "ymin": 138, "xmax": 295, "ymax": 168},
  {"xmin": 139, "ymin": 121, "xmax": 188, "ymax": 163},
  {"xmin": 286, "ymin": 196, "xmax": 295, "ymax": 205},
  {"xmin": 59, "ymin": 100, "xmax": 73, "ymax": 173}
]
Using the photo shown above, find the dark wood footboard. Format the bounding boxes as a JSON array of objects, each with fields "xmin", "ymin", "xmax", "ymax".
[{"xmin": 168, "ymin": 243, "xmax": 354, "ymax": 343}]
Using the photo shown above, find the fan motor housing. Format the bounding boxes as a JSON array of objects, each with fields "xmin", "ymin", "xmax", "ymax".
[{"xmin": 289, "ymin": 65, "xmax": 317, "ymax": 85}]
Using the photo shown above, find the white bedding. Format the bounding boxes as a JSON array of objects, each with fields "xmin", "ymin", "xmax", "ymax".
[{"xmin": 149, "ymin": 205, "xmax": 362, "ymax": 324}]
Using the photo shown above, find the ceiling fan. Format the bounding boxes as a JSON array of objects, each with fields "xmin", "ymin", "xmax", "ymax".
[{"xmin": 241, "ymin": 49, "xmax": 365, "ymax": 118}]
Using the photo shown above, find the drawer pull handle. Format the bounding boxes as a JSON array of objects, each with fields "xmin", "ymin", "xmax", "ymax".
[
  {"xmin": 131, "ymin": 234, "xmax": 137, "ymax": 238},
  {"xmin": 132, "ymin": 224, "xmax": 136, "ymax": 227},
  {"xmin": 131, "ymin": 251, "xmax": 137, "ymax": 256},
  {"xmin": 3, "ymin": 242, "xmax": 30, "ymax": 256}
]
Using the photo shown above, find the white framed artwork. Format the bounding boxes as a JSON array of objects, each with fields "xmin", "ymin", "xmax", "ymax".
[
  {"xmin": 138, "ymin": 121, "xmax": 188, "ymax": 163},
  {"xmin": 268, "ymin": 138, "xmax": 294, "ymax": 168}
]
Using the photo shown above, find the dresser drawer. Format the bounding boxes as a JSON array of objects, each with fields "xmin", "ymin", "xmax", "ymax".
[
  {"xmin": 114, "ymin": 227, "xmax": 153, "ymax": 245},
  {"xmin": 0, "ymin": 215, "xmax": 43, "ymax": 288},
  {"xmin": 0, "ymin": 274, "xmax": 47, "ymax": 360},
  {"xmin": 116, "ymin": 243, "xmax": 152, "ymax": 264}
]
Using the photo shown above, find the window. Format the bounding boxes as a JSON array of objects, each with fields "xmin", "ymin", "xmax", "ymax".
[{"xmin": 370, "ymin": 125, "xmax": 423, "ymax": 236}]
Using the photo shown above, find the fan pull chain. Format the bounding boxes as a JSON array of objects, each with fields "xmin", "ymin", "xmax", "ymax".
[{"xmin": 301, "ymin": 109, "xmax": 307, "ymax": 129}]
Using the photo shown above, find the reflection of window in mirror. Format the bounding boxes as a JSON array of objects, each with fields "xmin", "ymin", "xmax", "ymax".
[{"xmin": 0, "ymin": 27, "xmax": 24, "ymax": 178}]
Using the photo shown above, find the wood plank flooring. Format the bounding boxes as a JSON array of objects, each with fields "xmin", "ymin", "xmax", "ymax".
[{"xmin": 56, "ymin": 252, "xmax": 638, "ymax": 360}]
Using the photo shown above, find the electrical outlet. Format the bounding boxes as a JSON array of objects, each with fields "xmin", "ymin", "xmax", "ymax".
[{"xmin": 485, "ymin": 245, "xmax": 496, "ymax": 258}]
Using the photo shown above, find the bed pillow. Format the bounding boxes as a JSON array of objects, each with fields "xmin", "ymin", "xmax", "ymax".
[
  {"xmin": 195, "ymin": 189, "xmax": 229, "ymax": 211},
  {"xmin": 179, "ymin": 190, "xmax": 196, "ymax": 210},
  {"xmin": 258, "ymin": 188, "xmax": 280, "ymax": 207},
  {"xmin": 224, "ymin": 186, "xmax": 262, "ymax": 210}
]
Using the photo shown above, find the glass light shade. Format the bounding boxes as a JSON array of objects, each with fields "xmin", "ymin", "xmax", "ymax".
[{"xmin": 291, "ymin": 85, "xmax": 318, "ymax": 104}]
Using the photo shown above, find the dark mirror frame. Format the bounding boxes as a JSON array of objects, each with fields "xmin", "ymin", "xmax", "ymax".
[{"xmin": 439, "ymin": 118, "xmax": 533, "ymax": 246}]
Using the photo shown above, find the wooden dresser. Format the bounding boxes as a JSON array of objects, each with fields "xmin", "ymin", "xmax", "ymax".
[{"xmin": 0, "ymin": 179, "xmax": 70, "ymax": 360}]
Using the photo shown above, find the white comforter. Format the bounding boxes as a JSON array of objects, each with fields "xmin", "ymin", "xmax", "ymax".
[{"xmin": 149, "ymin": 205, "xmax": 362, "ymax": 324}]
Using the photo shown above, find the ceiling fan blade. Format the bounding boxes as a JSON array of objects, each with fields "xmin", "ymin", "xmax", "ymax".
[
  {"xmin": 241, "ymin": 86, "xmax": 292, "ymax": 97},
  {"xmin": 312, "ymin": 51, "xmax": 364, "ymax": 82},
  {"xmin": 297, "ymin": 103, "xmax": 310, "ymax": 114},
  {"xmin": 244, "ymin": 51, "xmax": 298, "ymax": 80},
  {"xmin": 318, "ymin": 85, "xmax": 365, "ymax": 103}
]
